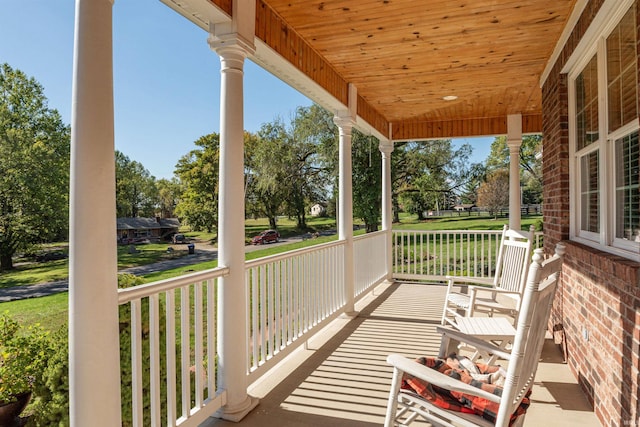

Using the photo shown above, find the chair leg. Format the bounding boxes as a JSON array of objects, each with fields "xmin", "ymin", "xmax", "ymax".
[{"xmin": 384, "ymin": 367, "xmax": 403, "ymax": 427}]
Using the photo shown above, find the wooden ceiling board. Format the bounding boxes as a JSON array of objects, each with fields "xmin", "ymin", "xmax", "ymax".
[{"xmin": 258, "ymin": 0, "xmax": 577, "ymax": 137}]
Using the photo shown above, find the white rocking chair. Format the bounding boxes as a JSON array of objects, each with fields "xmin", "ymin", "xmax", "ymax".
[
  {"xmin": 385, "ymin": 243, "xmax": 565, "ymax": 427},
  {"xmin": 441, "ymin": 225, "xmax": 535, "ymax": 327}
]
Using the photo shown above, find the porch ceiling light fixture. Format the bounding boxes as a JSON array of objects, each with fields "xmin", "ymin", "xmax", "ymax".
[{"xmin": 442, "ymin": 95, "xmax": 458, "ymax": 101}]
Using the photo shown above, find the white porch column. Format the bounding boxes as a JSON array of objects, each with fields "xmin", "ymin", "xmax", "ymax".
[
  {"xmin": 334, "ymin": 113, "xmax": 357, "ymax": 316},
  {"xmin": 507, "ymin": 114, "xmax": 522, "ymax": 231},
  {"xmin": 69, "ymin": 0, "xmax": 121, "ymax": 426},
  {"xmin": 379, "ymin": 139, "xmax": 394, "ymax": 281},
  {"xmin": 209, "ymin": 20, "xmax": 259, "ymax": 421}
]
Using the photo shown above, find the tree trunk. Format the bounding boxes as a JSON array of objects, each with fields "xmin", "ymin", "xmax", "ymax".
[
  {"xmin": 392, "ymin": 200, "xmax": 400, "ymax": 223},
  {"xmin": 297, "ymin": 211, "xmax": 307, "ymax": 229},
  {"xmin": 269, "ymin": 217, "xmax": 277, "ymax": 229},
  {"xmin": 0, "ymin": 253, "xmax": 13, "ymax": 271}
]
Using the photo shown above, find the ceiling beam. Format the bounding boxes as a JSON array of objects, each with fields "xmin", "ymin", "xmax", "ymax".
[{"xmin": 392, "ymin": 114, "xmax": 542, "ymax": 141}]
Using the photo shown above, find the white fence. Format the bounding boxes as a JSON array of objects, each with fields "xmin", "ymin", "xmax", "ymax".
[
  {"xmin": 354, "ymin": 230, "xmax": 389, "ymax": 296},
  {"xmin": 118, "ymin": 267, "xmax": 229, "ymax": 427},
  {"xmin": 392, "ymin": 229, "xmax": 503, "ymax": 282},
  {"xmin": 244, "ymin": 240, "xmax": 345, "ymax": 383},
  {"xmin": 391, "ymin": 229, "xmax": 544, "ymax": 282}
]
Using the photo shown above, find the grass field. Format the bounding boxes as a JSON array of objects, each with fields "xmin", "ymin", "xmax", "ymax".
[{"xmin": 0, "ymin": 213, "xmax": 541, "ymax": 329}]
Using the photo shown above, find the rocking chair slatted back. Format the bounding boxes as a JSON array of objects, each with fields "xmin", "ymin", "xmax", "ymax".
[
  {"xmin": 495, "ymin": 237, "xmax": 531, "ymax": 293},
  {"xmin": 441, "ymin": 225, "xmax": 535, "ymax": 327}
]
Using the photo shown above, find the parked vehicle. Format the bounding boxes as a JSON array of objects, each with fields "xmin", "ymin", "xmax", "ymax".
[
  {"xmin": 172, "ymin": 233, "xmax": 187, "ymax": 244},
  {"xmin": 251, "ymin": 229, "xmax": 280, "ymax": 245}
]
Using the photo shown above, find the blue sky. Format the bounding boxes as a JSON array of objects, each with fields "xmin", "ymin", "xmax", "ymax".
[{"xmin": 1, "ymin": 0, "xmax": 492, "ymax": 179}]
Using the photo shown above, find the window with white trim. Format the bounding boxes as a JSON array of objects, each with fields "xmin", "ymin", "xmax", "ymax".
[{"xmin": 569, "ymin": 1, "xmax": 639, "ymax": 259}]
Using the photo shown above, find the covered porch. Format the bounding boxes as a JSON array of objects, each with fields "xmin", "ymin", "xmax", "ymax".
[{"xmin": 68, "ymin": 0, "xmax": 638, "ymax": 426}]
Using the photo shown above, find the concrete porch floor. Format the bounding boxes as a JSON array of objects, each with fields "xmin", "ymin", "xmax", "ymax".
[{"xmin": 204, "ymin": 282, "xmax": 599, "ymax": 427}]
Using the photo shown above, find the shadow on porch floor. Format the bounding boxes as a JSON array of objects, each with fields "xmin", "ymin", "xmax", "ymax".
[{"xmin": 204, "ymin": 282, "xmax": 598, "ymax": 427}]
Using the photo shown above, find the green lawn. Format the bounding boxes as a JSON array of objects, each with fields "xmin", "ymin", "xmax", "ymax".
[
  {"xmin": 0, "ymin": 243, "xmax": 190, "ymax": 289},
  {"xmin": 0, "ymin": 214, "xmax": 542, "ymax": 329},
  {"xmin": 0, "ymin": 292, "xmax": 68, "ymax": 332}
]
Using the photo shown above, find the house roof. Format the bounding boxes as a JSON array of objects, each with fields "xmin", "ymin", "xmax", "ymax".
[
  {"xmin": 166, "ymin": 0, "xmax": 579, "ymax": 140},
  {"xmin": 117, "ymin": 217, "xmax": 180, "ymax": 230}
]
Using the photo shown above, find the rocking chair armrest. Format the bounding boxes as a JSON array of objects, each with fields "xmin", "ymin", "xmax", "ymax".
[
  {"xmin": 469, "ymin": 287, "xmax": 521, "ymax": 298},
  {"xmin": 386, "ymin": 354, "xmax": 501, "ymax": 404},
  {"xmin": 445, "ymin": 275, "xmax": 495, "ymax": 287},
  {"xmin": 435, "ymin": 326, "xmax": 513, "ymax": 361}
]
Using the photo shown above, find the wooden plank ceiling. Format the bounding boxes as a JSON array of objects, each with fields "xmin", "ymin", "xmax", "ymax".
[{"xmin": 227, "ymin": 0, "xmax": 577, "ymax": 139}]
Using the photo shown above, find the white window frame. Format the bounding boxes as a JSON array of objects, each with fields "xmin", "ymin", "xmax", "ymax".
[
  {"xmin": 567, "ymin": 0, "xmax": 640, "ymax": 261},
  {"xmin": 608, "ymin": 122, "xmax": 640, "ymax": 252}
]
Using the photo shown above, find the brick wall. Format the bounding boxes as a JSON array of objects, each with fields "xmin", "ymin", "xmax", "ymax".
[{"xmin": 541, "ymin": 1, "xmax": 640, "ymax": 426}]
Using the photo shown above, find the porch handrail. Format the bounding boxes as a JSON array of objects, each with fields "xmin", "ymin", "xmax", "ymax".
[
  {"xmin": 117, "ymin": 266, "xmax": 229, "ymax": 427},
  {"xmin": 392, "ymin": 229, "xmax": 544, "ymax": 282},
  {"xmin": 245, "ymin": 240, "xmax": 346, "ymax": 383},
  {"xmin": 354, "ymin": 229, "xmax": 389, "ymax": 296},
  {"xmin": 244, "ymin": 231, "xmax": 390, "ymax": 383},
  {"xmin": 244, "ymin": 239, "xmax": 344, "ymax": 268},
  {"xmin": 118, "ymin": 266, "xmax": 229, "ymax": 303}
]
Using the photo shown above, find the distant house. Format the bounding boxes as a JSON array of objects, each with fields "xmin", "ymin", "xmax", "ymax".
[
  {"xmin": 310, "ymin": 203, "xmax": 326, "ymax": 217},
  {"xmin": 453, "ymin": 204, "xmax": 475, "ymax": 214},
  {"xmin": 117, "ymin": 217, "xmax": 180, "ymax": 243}
]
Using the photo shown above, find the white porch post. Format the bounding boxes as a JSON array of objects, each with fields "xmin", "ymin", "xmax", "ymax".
[
  {"xmin": 507, "ymin": 114, "xmax": 522, "ymax": 231},
  {"xmin": 208, "ymin": 6, "xmax": 259, "ymax": 420},
  {"xmin": 69, "ymin": 0, "xmax": 121, "ymax": 426},
  {"xmin": 334, "ymin": 112, "xmax": 357, "ymax": 316},
  {"xmin": 379, "ymin": 139, "xmax": 394, "ymax": 281}
]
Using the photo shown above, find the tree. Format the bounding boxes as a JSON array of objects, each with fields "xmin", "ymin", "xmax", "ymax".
[
  {"xmin": 294, "ymin": 103, "xmax": 338, "ymax": 181},
  {"xmin": 290, "ymin": 105, "xmax": 334, "ymax": 227},
  {"xmin": 248, "ymin": 119, "xmax": 290, "ymax": 229},
  {"xmin": 485, "ymin": 135, "xmax": 543, "ymax": 204},
  {"xmin": 477, "ymin": 169, "xmax": 510, "ymax": 219},
  {"xmin": 395, "ymin": 140, "xmax": 483, "ymax": 219},
  {"xmin": 246, "ymin": 108, "xmax": 333, "ymax": 230},
  {"xmin": 293, "ymin": 104, "xmax": 394, "ymax": 231},
  {"xmin": 0, "ymin": 64, "xmax": 70, "ymax": 270},
  {"xmin": 351, "ymin": 130, "xmax": 382, "ymax": 232},
  {"xmin": 155, "ymin": 178, "xmax": 181, "ymax": 218},
  {"xmin": 174, "ymin": 133, "xmax": 221, "ymax": 233},
  {"xmin": 115, "ymin": 151, "xmax": 158, "ymax": 218}
]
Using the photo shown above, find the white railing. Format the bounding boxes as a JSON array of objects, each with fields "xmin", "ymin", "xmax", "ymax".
[
  {"xmin": 354, "ymin": 230, "xmax": 389, "ymax": 296},
  {"xmin": 534, "ymin": 231, "xmax": 544, "ymax": 249},
  {"xmin": 118, "ymin": 267, "xmax": 229, "ymax": 427},
  {"xmin": 392, "ymin": 229, "xmax": 503, "ymax": 281},
  {"xmin": 245, "ymin": 240, "xmax": 345, "ymax": 383},
  {"xmin": 392, "ymin": 229, "xmax": 544, "ymax": 282}
]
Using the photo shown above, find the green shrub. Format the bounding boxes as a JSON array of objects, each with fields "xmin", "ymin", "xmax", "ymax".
[
  {"xmin": 0, "ymin": 313, "xmax": 65, "ymax": 426},
  {"xmin": 28, "ymin": 328, "xmax": 69, "ymax": 426},
  {"xmin": 1, "ymin": 273, "xmax": 149, "ymax": 426}
]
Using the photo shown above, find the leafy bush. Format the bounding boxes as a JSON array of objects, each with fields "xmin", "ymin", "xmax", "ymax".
[
  {"xmin": 0, "ymin": 273, "xmax": 148, "ymax": 426},
  {"xmin": 0, "ymin": 312, "xmax": 64, "ymax": 426},
  {"xmin": 0, "ymin": 313, "xmax": 54, "ymax": 404},
  {"xmin": 28, "ymin": 328, "xmax": 69, "ymax": 426}
]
